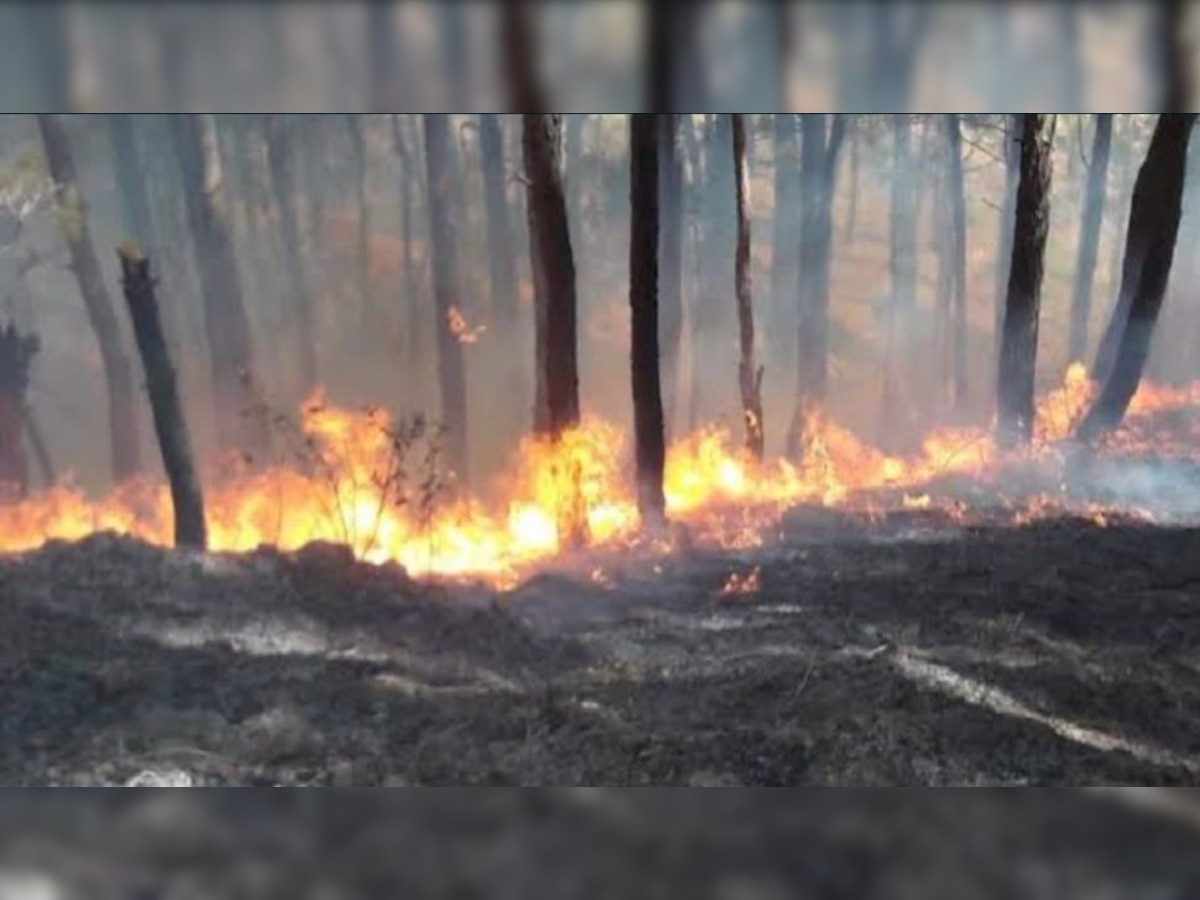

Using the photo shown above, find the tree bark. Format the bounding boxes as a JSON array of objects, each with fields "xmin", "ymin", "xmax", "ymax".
[
  {"xmin": 630, "ymin": 114, "xmax": 667, "ymax": 524},
  {"xmin": 391, "ymin": 115, "xmax": 425, "ymax": 396},
  {"xmin": 366, "ymin": 0, "xmax": 401, "ymax": 112},
  {"xmin": 944, "ymin": 114, "xmax": 969, "ymax": 411},
  {"xmin": 997, "ymin": 114, "xmax": 1055, "ymax": 447},
  {"xmin": 843, "ymin": 120, "xmax": 860, "ymax": 244},
  {"xmin": 995, "ymin": 114, "xmax": 1025, "ymax": 354},
  {"xmin": 168, "ymin": 113, "xmax": 270, "ymax": 459},
  {"xmin": 109, "ymin": 115, "xmax": 154, "ymax": 247},
  {"xmin": 500, "ymin": 7, "xmax": 581, "ymax": 440},
  {"xmin": 659, "ymin": 113, "xmax": 685, "ymax": 436},
  {"xmin": 521, "ymin": 114, "xmax": 581, "ymax": 439},
  {"xmin": 345, "ymin": 114, "xmax": 375, "ymax": 331},
  {"xmin": 422, "ymin": 114, "xmax": 469, "ymax": 479},
  {"xmin": 118, "ymin": 247, "xmax": 207, "ymax": 550},
  {"xmin": 264, "ymin": 115, "xmax": 319, "ymax": 398},
  {"xmin": 889, "ymin": 114, "xmax": 918, "ymax": 348},
  {"xmin": 1080, "ymin": 115, "xmax": 1197, "ymax": 440},
  {"xmin": 479, "ymin": 114, "xmax": 519, "ymax": 331},
  {"xmin": 691, "ymin": 114, "xmax": 737, "ymax": 426},
  {"xmin": 0, "ymin": 325, "xmax": 38, "ymax": 496},
  {"xmin": 732, "ymin": 115, "xmax": 764, "ymax": 461},
  {"xmin": 787, "ymin": 114, "xmax": 846, "ymax": 456},
  {"xmin": 1067, "ymin": 114, "xmax": 1114, "ymax": 364},
  {"xmin": 769, "ymin": 114, "xmax": 800, "ymax": 369},
  {"xmin": 37, "ymin": 113, "xmax": 143, "ymax": 483}
]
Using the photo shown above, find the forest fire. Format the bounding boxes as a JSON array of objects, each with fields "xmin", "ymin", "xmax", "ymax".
[{"xmin": 0, "ymin": 364, "xmax": 1197, "ymax": 584}]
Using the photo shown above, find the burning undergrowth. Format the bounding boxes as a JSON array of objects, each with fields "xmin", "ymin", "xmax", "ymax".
[{"xmin": 3, "ymin": 363, "xmax": 1200, "ymax": 583}]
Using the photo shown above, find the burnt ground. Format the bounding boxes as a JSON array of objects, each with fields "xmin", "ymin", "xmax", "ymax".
[
  {"xmin": 1, "ymin": 513, "xmax": 1199, "ymax": 791},
  {"xmin": 4, "ymin": 518, "xmax": 1200, "ymax": 893}
]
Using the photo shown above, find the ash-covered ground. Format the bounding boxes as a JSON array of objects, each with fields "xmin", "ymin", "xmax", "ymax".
[{"xmin": 2, "ymin": 508, "xmax": 1200, "ymax": 791}]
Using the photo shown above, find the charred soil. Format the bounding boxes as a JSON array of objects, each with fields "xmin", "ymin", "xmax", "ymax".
[{"xmin": 1, "ymin": 516, "xmax": 1200, "ymax": 789}]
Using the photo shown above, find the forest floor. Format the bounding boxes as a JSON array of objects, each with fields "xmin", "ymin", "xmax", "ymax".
[{"xmin": 4, "ymin": 509, "xmax": 1200, "ymax": 791}]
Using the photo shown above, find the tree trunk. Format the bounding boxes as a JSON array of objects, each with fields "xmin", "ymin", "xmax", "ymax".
[
  {"xmin": 521, "ymin": 114, "xmax": 581, "ymax": 439},
  {"xmin": 168, "ymin": 113, "xmax": 270, "ymax": 459},
  {"xmin": 732, "ymin": 115, "xmax": 764, "ymax": 461},
  {"xmin": 1080, "ymin": 114, "xmax": 1198, "ymax": 440},
  {"xmin": 630, "ymin": 114, "xmax": 667, "ymax": 524},
  {"xmin": 1067, "ymin": 114, "xmax": 1114, "ymax": 364},
  {"xmin": 769, "ymin": 114, "xmax": 800, "ymax": 369},
  {"xmin": 564, "ymin": 114, "xmax": 586, "ymax": 243},
  {"xmin": 944, "ymin": 114, "xmax": 969, "ymax": 411},
  {"xmin": 889, "ymin": 114, "xmax": 918, "ymax": 348},
  {"xmin": 391, "ymin": 115, "xmax": 425, "ymax": 398},
  {"xmin": 479, "ymin": 114, "xmax": 519, "ymax": 331},
  {"xmin": 0, "ymin": 325, "xmax": 38, "ymax": 496},
  {"xmin": 37, "ymin": 113, "xmax": 143, "ymax": 483},
  {"xmin": 659, "ymin": 113, "xmax": 685, "ymax": 436},
  {"xmin": 787, "ymin": 114, "xmax": 846, "ymax": 456},
  {"xmin": 345, "ymin": 114, "xmax": 375, "ymax": 331},
  {"xmin": 265, "ymin": 115, "xmax": 319, "ymax": 398},
  {"xmin": 843, "ymin": 120, "xmax": 860, "ymax": 244},
  {"xmin": 366, "ymin": 0, "xmax": 401, "ymax": 111},
  {"xmin": 691, "ymin": 114, "xmax": 737, "ymax": 426},
  {"xmin": 995, "ymin": 114, "xmax": 1025, "ymax": 354},
  {"xmin": 109, "ymin": 115, "xmax": 154, "ymax": 247},
  {"xmin": 422, "ymin": 114, "xmax": 469, "ymax": 480},
  {"xmin": 118, "ymin": 247, "xmax": 207, "ymax": 549},
  {"xmin": 499, "ymin": 8, "xmax": 581, "ymax": 440},
  {"xmin": 997, "ymin": 114, "xmax": 1055, "ymax": 447}
]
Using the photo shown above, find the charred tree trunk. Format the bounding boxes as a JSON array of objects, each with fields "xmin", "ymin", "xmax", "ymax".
[
  {"xmin": 997, "ymin": 114, "xmax": 1055, "ymax": 447},
  {"xmin": 0, "ymin": 325, "xmax": 38, "ymax": 496},
  {"xmin": 118, "ymin": 247, "xmax": 207, "ymax": 549},
  {"xmin": 659, "ymin": 113, "xmax": 685, "ymax": 436},
  {"xmin": 630, "ymin": 114, "xmax": 667, "ymax": 524},
  {"xmin": 787, "ymin": 114, "xmax": 846, "ymax": 456},
  {"xmin": 37, "ymin": 114, "xmax": 143, "ymax": 483},
  {"xmin": 732, "ymin": 115, "xmax": 764, "ymax": 461},
  {"xmin": 1081, "ymin": 115, "xmax": 1197, "ymax": 440},
  {"xmin": 422, "ymin": 114, "xmax": 469, "ymax": 479},
  {"xmin": 521, "ymin": 114, "xmax": 581, "ymax": 439},
  {"xmin": 944, "ymin": 114, "xmax": 969, "ymax": 410},
  {"xmin": 170, "ymin": 113, "xmax": 269, "ymax": 459},
  {"xmin": 265, "ymin": 115, "xmax": 319, "ymax": 398},
  {"xmin": 1067, "ymin": 114, "xmax": 1114, "ymax": 364},
  {"xmin": 479, "ymin": 114, "xmax": 519, "ymax": 331},
  {"xmin": 995, "ymin": 114, "xmax": 1025, "ymax": 354}
]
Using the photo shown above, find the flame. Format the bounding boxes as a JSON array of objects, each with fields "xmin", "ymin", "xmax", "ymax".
[
  {"xmin": 447, "ymin": 306, "xmax": 486, "ymax": 344},
  {"xmin": 2, "ymin": 363, "xmax": 1200, "ymax": 584}
]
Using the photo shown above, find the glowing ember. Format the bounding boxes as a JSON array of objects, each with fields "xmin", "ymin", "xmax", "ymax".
[
  {"xmin": 720, "ymin": 566, "xmax": 762, "ymax": 597},
  {"xmin": 1, "ymin": 365, "xmax": 1199, "ymax": 583}
]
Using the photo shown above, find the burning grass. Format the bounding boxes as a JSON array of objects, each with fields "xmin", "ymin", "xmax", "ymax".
[{"xmin": 3, "ymin": 363, "xmax": 1200, "ymax": 582}]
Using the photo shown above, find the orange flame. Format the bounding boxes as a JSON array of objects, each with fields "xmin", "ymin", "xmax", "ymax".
[{"xmin": 1, "ymin": 364, "xmax": 1198, "ymax": 583}]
